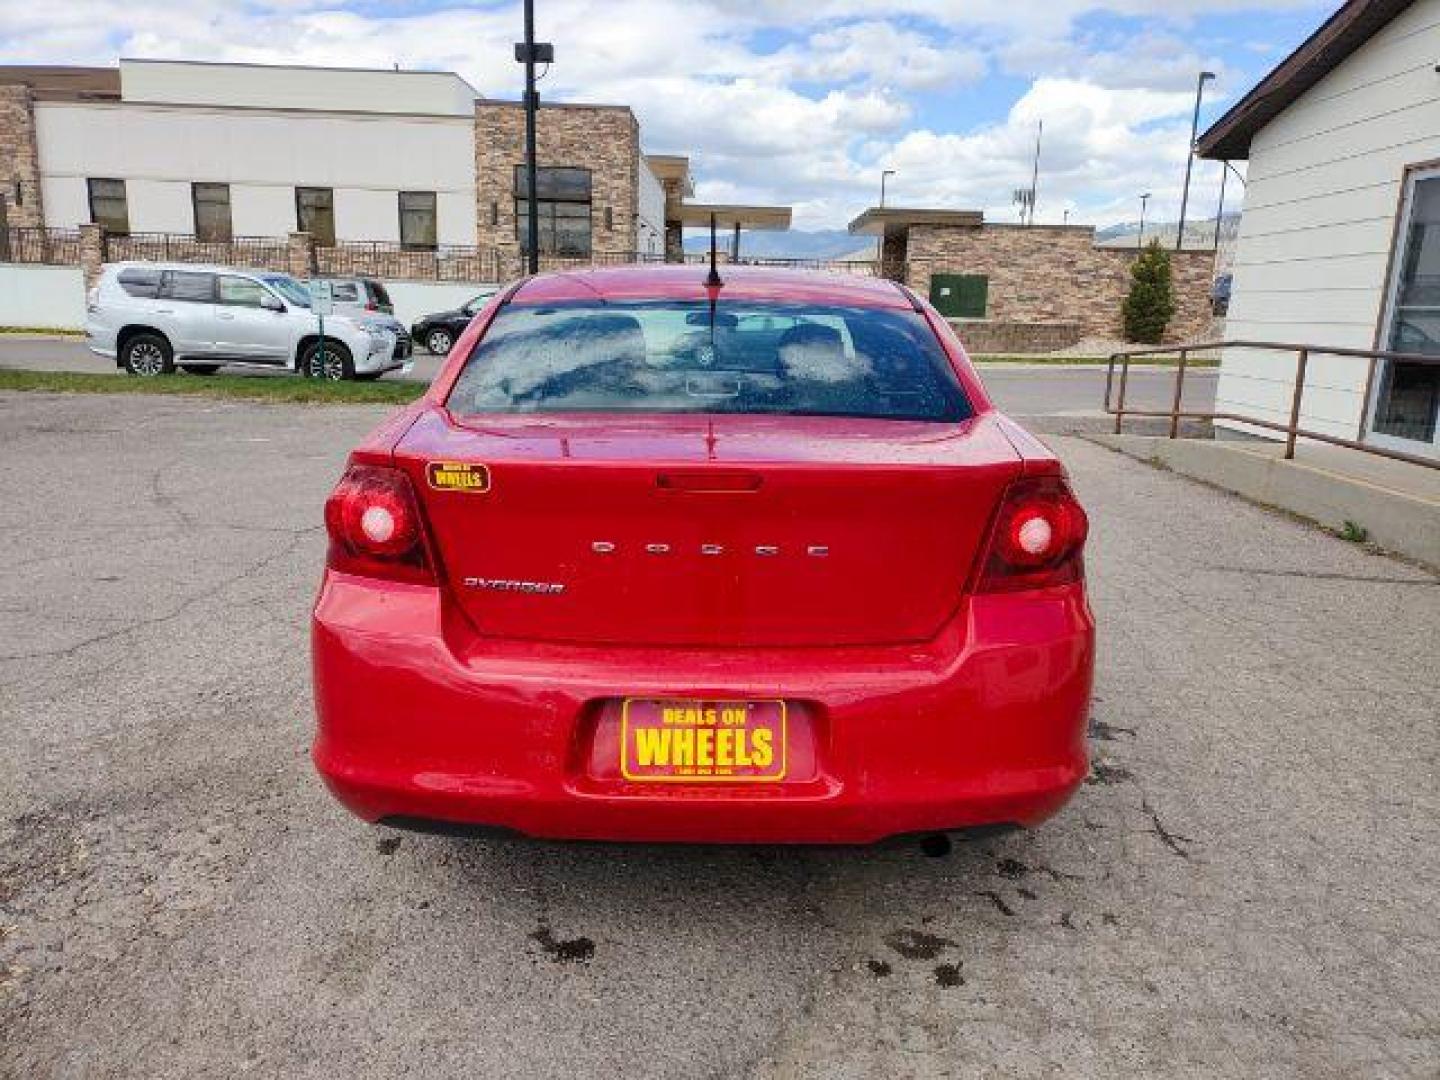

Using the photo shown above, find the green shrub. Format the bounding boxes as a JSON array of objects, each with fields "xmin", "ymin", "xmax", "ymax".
[{"xmin": 1123, "ymin": 239, "xmax": 1177, "ymax": 344}]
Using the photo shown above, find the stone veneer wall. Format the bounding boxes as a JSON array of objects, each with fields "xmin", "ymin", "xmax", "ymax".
[
  {"xmin": 0, "ymin": 85, "xmax": 45, "ymax": 228},
  {"xmin": 906, "ymin": 223, "xmax": 1215, "ymax": 343},
  {"xmin": 474, "ymin": 102, "xmax": 640, "ymax": 258},
  {"xmin": 949, "ymin": 320, "xmax": 1086, "ymax": 355}
]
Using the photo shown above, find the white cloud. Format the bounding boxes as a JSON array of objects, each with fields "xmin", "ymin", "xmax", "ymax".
[
  {"xmin": 778, "ymin": 21, "xmax": 987, "ymax": 91},
  {"xmin": 0, "ymin": 0, "xmax": 1300, "ymax": 231}
]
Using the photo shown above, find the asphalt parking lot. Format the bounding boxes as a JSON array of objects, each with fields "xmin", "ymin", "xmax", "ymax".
[{"xmin": 2, "ymin": 390, "xmax": 1436, "ymax": 1079}]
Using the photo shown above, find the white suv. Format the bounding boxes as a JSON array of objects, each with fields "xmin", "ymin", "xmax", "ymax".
[{"xmin": 85, "ymin": 263, "xmax": 410, "ymax": 381}]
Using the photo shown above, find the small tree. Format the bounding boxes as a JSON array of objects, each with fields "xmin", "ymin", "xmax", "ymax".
[{"xmin": 1123, "ymin": 238, "xmax": 1176, "ymax": 344}]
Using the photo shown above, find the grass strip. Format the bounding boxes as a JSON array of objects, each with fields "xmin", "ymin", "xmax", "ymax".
[{"xmin": 0, "ymin": 368, "xmax": 427, "ymax": 404}]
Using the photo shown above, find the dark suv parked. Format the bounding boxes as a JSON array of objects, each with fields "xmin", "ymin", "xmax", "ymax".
[{"xmin": 410, "ymin": 291, "xmax": 497, "ymax": 355}]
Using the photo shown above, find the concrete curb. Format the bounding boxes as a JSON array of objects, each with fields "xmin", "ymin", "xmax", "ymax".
[
  {"xmin": 1086, "ymin": 434, "xmax": 1440, "ymax": 569},
  {"xmin": 972, "ymin": 362, "xmax": 1219, "ymax": 372}
]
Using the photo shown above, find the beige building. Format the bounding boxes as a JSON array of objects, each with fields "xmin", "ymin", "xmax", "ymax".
[
  {"xmin": 850, "ymin": 207, "xmax": 1217, "ymax": 350},
  {"xmin": 0, "ymin": 59, "xmax": 785, "ymax": 266}
]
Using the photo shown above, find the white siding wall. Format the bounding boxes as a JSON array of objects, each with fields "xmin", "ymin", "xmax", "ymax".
[
  {"xmin": 636, "ymin": 157, "xmax": 666, "ymax": 257},
  {"xmin": 1219, "ymin": 0, "xmax": 1440, "ymax": 439},
  {"xmin": 0, "ymin": 265, "xmax": 86, "ymax": 329},
  {"xmin": 34, "ymin": 101, "xmax": 478, "ymax": 245},
  {"xmin": 120, "ymin": 59, "xmax": 477, "ymax": 117},
  {"xmin": 384, "ymin": 282, "xmax": 496, "ymax": 330},
  {"xmin": 0, "ymin": 271, "xmax": 497, "ymax": 332}
]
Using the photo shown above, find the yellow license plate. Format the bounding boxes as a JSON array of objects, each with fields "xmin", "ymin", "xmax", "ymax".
[{"xmin": 620, "ymin": 699, "xmax": 787, "ymax": 783}]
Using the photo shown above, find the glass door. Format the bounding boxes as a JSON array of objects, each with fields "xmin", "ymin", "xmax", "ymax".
[{"xmin": 1370, "ymin": 166, "xmax": 1440, "ymax": 457}]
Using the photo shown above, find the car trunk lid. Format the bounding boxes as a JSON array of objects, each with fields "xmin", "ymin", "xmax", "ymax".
[{"xmin": 396, "ymin": 409, "xmax": 1021, "ymax": 647}]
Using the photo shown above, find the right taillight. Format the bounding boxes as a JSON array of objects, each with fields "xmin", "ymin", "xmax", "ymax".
[
  {"xmin": 976, "ymin": 474, "xmax": 1089, "ymax": 593},
  {"xmin": 324, "ymin": 463, "xmax": 436, "ymax": 585}
]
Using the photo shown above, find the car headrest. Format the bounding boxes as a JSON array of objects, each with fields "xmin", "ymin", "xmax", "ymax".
[
  {"xmin": 777, "ymin": 323, "xmax": 844, "ymax": 353},
  {"xmin": 577, "ymin": 314, "xmax": 647, "ymax": 365}
]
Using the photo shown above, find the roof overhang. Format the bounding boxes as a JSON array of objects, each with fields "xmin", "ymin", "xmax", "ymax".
[
  {"xmin": 645, "ymin": 154, "xmax": 695, "ymax": 196},
  {"xmin": 674, "ymin": 203, "xmax": 791, "ymax": 231},
  {"xmin": 0, "ymin": 64, "xmax": 120, "ymax": 100},
  {"xmin": 848, "ymin": 207, "xmax": 984, "ymax": 236},
  {"xmin": 1197, "ymin": 0, "xmax": 1414, "ymax": 160}
]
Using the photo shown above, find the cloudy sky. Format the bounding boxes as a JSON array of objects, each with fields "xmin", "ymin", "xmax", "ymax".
[{"xmin": 1, "ymin": 0, "xmax": 1337, "ymax": 231}]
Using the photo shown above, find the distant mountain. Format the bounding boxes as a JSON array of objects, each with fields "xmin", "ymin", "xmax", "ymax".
[
  {"xmin": 683, "ymin": 229, "xmax": 875, "ymax": 261},
  {"xmin": 679, "ymin": 216, "xmax": 1240, "ymax": 263},
  {"xmin": 1096, "ymin": 212, "xmax": 1241, "ymax": 251}
]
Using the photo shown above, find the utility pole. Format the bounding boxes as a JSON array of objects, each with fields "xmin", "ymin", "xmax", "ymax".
[
  {"xmin": 1176, "ymin": 70, "xmax": 1216, "ymax": 251},
  {"xmin": 515, "ymin": 0, "xmax": 553, "ymax": 275},
  {"xmin": 1027, "ymin": 120, "xmax": 1043, "ymax": 226},
  {"xmin": 880, "ymin": 170, "xmax": 896, "ymax": 209},
  {"xmin": 1138, "ymin": 193, "xmax": 1152, "ymax": 249}
]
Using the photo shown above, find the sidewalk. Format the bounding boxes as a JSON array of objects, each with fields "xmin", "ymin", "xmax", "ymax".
[{"xmin": 1087, "ymin": 432, "xmax": 1440, "ymax": 568}]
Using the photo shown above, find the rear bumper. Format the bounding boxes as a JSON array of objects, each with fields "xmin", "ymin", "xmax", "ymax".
[
  {"xmin": 84, "ymin": 320, "xmax": 117, "ymax": 360},
  {"xmin": 312, "ymin": 574, "xmax": 1095, "ymax": 845}
]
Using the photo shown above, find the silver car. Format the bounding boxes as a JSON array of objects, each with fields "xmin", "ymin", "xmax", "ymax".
[
  {"xmin": 308, "ymin": 276, "xmax": 394, "ymax": 316},
  {"xmin": 85, "ymin": 263, "xmax": 408, "ymax": 381},
  {"xmin": 306, "ymin": 276, "xmax": 412, "ymax": 358}
]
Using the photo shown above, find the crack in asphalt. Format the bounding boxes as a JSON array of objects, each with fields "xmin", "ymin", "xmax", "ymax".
[
  {"xmin": 1201, "ymin": 565, "xmax": 1439, "ymax": 586},
  {"xmin": 0, "ymin": 527, "xmax": 321, "ymax": 662},
  {"xmin": 1140, "ymin": 797, "xmax": 1196, "ymax": 861},
  {"xmin": 149, "ymin": 465, "xmax": 198, "ymax": 529}
]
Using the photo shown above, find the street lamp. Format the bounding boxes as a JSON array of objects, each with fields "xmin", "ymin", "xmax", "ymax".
[
  {"xmin": 514, "ymin": 0, "xmax": 554, "ymax": 274},
  {"xmin": 880, "ymin": 170, "xmax": 896, "ymax": 209},
  {"xmin": 1138, "ymin": 193, "xmax": 1152, "ymax": 249},
  {"xmin": 1176, "ymin": 70, "xmax": 1216, "ymax": 251}
]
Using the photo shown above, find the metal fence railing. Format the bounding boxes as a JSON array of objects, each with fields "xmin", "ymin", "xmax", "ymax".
[
  {"xmin": 0, "ymin": 227, "xmax": 82, "ymax": 266},
  {"xmin": 311, "ymin": 243, "xmax": 674, "ymax": 282},
  {"xmin": 6, "ymin": 227, "xmax": 892, "ymax": 283},
  {"xmin": 1106, "ymin": 340, "xmax": 1440, "ymax": 471},
  {"xmin": 104, "ymin": 232, "xmax": 289, "ymax": 271}
]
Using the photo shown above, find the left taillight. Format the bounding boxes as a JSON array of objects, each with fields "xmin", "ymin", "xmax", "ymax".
[
  {"xmin": 323, "ymin": 464, "xmax": 436, "ymax": 585},
  {"xmin": 976, "ymin": 474, "xmax": 1089, "ymax": 593}
]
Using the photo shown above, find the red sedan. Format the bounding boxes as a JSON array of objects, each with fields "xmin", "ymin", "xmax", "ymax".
[{"xmin": 312, "ymin": 266, "xmax": 1094, "ymax": 846}]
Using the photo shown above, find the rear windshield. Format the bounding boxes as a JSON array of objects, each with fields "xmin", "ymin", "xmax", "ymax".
[{"xmin": 447, "ymin": 301, "xmax": 971, "ymax": 421}]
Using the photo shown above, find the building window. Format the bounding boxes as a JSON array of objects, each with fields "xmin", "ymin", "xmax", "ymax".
[
  {"xmin": 1375, "ymin": 167, "xmax": 1440, "ymax": 446},
  {"xmin": 296, "ymin": 187, "xmax": 335, "ymax": 247},
  {"xmin": 192, "ymin": 183, "xmax": 232, "ymax": 243},
  {"xmin": 399, "ymin": 191, "xmax": 437, "ymax": 250},
  {"xmin": 87, "ymin": 178, "xmax": 129, "ymax": 235},
  {"xmin": 514, "ymin": 166, "xmax": 592, "ymax": 256}
]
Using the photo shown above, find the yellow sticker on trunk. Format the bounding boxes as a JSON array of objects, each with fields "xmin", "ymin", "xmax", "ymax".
[{"xmin": 427, "ymin": 461, "xmax": 490, "ymax": 493}]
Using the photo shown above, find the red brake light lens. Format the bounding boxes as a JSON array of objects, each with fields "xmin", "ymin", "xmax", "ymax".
[
  {"xmin": 324, "ymin": 464, "xmax": 435, "ymax": 584},
  {"xmin": 977, "ymin": 475, "xmax": 1088, "ymax": 593}
]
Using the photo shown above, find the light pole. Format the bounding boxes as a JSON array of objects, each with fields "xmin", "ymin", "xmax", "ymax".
[
  {"xmin": 1176, "ymin": 70, "xmax": 1216, "ymax": 251},
  {"xmin": 1027, "ymin": 119, "xmax": 1043, "ymax": 226},
  {"xmin": 514, "ymin": 0, "xmax": 553, "ymax": 274},
  {"xmin": 880, "ymin": 170, "xmax": 896, "ymax": 209},
  {"xmin": 1212, "ymin": 161, "xmax": 1229, "ymax": 253},
  {"xmin": 1138, "ymin": 193, "xmax": 1152, "ymax": 249}
]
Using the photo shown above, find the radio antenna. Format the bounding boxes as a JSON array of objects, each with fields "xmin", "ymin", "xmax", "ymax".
[{"xmin": 705, "ymin": 212, "xmax": 723, "ymax": 287}]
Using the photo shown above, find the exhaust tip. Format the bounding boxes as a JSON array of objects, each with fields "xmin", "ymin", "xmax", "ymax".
[{"xmin": 918, "ymin": 833, "xmax": 953, "ymax": 858}]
